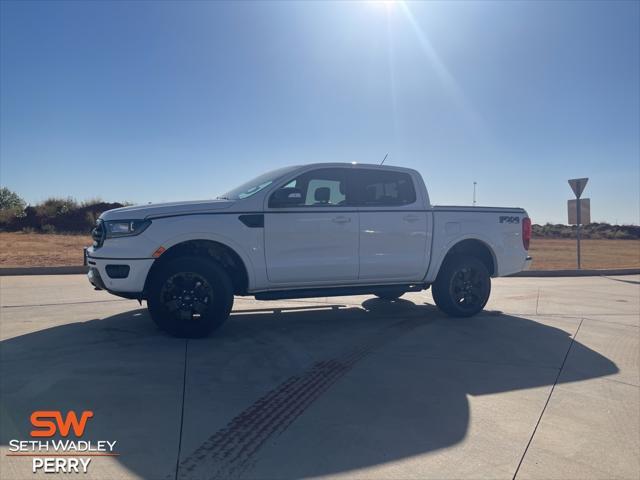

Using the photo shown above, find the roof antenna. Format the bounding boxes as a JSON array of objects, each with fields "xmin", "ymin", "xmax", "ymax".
[{"xmin": 380, "ymin": 153, "xmax": 389, "ymax": 165}]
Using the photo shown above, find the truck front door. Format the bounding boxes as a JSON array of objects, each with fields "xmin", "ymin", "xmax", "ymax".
[{"xmin": 264, "ymin": 167, "xmax": 359, "ymax": 285}]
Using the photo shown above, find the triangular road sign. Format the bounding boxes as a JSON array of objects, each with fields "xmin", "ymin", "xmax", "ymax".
[{"xmin": 568, "ymin": 178, "xmax": 588, "ymax": 198}]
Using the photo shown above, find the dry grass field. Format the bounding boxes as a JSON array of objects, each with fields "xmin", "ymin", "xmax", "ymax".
[
  {"xmin": 0, "ymin": 233, "xmax": 639, "ymax": 270},
  {"xmin": 528, "ymin": 238, "xmax": 640, "ymax": 270},
  {"xmin": 0, "ymin": 232, "xmax": 91, "ymax": 268}
]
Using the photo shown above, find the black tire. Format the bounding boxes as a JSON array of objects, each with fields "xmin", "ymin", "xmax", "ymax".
[
  {"xmin": 432, "ymin": 255, "xmax": 491, "ymax": 317},
  {"xmin": 374, "ymin": 291, "xmax": 405, "ymax": 301},
  {"xmin": 147, "ymin": 256, "xmax": 234, "ymax": 338}
]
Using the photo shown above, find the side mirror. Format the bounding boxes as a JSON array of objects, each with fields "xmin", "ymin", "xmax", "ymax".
[{"xmin": 270, "ymin": 187, "xmax": 304, "ymax": 207}]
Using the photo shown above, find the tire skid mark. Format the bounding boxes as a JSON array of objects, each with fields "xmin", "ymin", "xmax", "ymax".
[
  {"xmin": 177, "ymin": 318, "xmax": 421, "ymax": 480},
  {"xmin": 220, "ymin": 358, "xmax": 354, "ymax": 479},
  {"xmin": 192, "ymin": 358, "xmax": 335, "ymax": 466}
]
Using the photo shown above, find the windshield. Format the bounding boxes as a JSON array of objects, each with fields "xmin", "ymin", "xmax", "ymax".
[{"xmin": 218, "ymin": 166, "xmax": 297, "ymax": 200}]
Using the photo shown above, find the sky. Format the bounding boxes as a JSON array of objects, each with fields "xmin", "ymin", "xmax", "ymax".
[{"xmin": 1, "ymin": 0, "xmax": 639, "ymax": 224}]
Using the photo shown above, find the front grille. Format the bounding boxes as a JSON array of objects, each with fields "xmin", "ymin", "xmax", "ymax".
[{"xmin": 91, "ymin": 219, "xmax": 105, "ymax": 247}]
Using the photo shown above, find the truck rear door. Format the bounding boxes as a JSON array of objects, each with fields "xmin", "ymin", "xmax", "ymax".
[{"xmin": 350, "ymin": 168, "xmax": 430, "ymax": 281}]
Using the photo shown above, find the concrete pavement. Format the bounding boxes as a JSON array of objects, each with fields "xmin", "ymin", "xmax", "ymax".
[{"xmin": 0, "ymin": 274, "xmax": 638, "ymax": 479}]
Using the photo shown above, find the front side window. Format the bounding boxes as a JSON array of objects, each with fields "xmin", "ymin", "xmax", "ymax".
[
  {"xmin": 269, "ymin": 168, "xmax": 348, "ymax": 208},
  {"xmin": 351, "ymin": 169, "xmax": 416, "ymax": 206}
]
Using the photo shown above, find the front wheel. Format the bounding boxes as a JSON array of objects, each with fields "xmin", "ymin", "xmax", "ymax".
[
  {"xmin": 432, "ymin": 255, "xmax": 491, "ymax": 317},
  {"xmin": 147, "ymin": 257, "xmax": 234, "ymax": 338}
]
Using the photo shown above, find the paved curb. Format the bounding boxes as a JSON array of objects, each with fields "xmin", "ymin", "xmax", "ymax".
[
  {"xmin": 510, "ymin": 268, "xmax": 640, "ymax": 277},
  {"xmin": 1, "ymin": 266, "xmax": 639, "ymax": 278},
  {"xmin": 0, "ymin": 266, "xmax": 89, "ymax": 276}
]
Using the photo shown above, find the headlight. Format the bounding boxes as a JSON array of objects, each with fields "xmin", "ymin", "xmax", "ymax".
[{"xmin": 104, "ymin": 219, "xmax": 151, "ymax": 239}]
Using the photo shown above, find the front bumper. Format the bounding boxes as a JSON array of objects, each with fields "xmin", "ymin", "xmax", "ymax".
[
  {"xmin": 86, "ymin": 253, "xmax": 154, "ymax": 295},
  {"xmin": 88, "ymin": 266, "xmax": 107, "ymax": 290}
]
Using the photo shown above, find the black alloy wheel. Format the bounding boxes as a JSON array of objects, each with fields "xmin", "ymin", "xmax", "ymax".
[
  {"xmin": 450, "ymin": 266, "xmax": 486, "ymax": 313},
  {"xmin": 160, "ymin": 272, "xmax": 214, "ymax": 321},
  {"xmin": 147, "ymin": 257, "xmax": 233, "ymax": 338},
  {"xmin": 432, "ymin": 255, "xmax": 491, "ymax": 317}
]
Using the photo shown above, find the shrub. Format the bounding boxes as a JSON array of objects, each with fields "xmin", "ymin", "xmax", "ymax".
[
  {"xmin": 85, "ymin": 211, "xmax": 98, "ymax": 226},
  {"xmin": 1, "ymin": 195, "xmax": 125, "ymax": 233},
  {"xmin": 0, "ymin": 209, "xmax": 16, "ymax": 225},
  {"xmin": 614, "ymin": 230, "xmax": 634, "ymax": 240},
  {"xmin": 0, "ymin": 188, "xmax": 26, "ymax": 228},
  {"xmin": 81, "ymin": 197, "xmax": 104, "ymax": 208},
  {"xmin": 560, "ymin": 227, "xmax": 573, "ymax": 238},
  {"xmin": 0, "ymin": 187, "xmax": 25, "ymax": 211},
  {"xmin": 35, "ymin": 197, "xmax": 79, "ymax": 217},
  {"xmin": 531, "ymin": 222, "xmax": 640, "ymax": 240}
]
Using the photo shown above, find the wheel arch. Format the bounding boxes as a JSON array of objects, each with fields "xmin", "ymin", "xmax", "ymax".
[
  {"xmin": 435, "ymin": 238, "xmax": 497, "ymax": 278},
  {"xmin": 144, "ymin": 238, "xmax": 250, "ymax": 295}
]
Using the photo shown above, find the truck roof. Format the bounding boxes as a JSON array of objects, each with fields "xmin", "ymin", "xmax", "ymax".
[{"xmin": 294, "ymin": 162, "xmax": 419, "ymax": 173}]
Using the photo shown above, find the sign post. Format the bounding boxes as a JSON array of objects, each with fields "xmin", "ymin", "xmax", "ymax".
[{"xmin": 567, "ymin": 178, "xmax": 589, "ymax": 269}]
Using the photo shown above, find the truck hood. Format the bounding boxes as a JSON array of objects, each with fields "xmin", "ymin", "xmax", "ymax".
[{"xmin": 100, "ymin": 199, "xmax": 236, "ymax": 221}]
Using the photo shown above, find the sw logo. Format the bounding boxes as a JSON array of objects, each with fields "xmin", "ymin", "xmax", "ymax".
[
  {"xmin": 499, "ymin": 216, "xmax": 520, "ymax": 224},
  {"xmin": 30, "ymin": 410, "xmax": 94, "ymax": 437},
  {"xmin": 8, "ymin": 410, "xmax": 117, "ymax": 474}
]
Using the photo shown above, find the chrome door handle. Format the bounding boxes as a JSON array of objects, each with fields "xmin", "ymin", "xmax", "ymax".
[
  {"xmin": 332, "ymin": 216, "xmax": 351, "ymax": 224},
  {"xmin": 403, "ymin": 214, "xmax": 421, "ymax": 222}
]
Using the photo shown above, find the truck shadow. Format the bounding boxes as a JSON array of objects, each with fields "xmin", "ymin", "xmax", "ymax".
[{"xmin": 0, "ymin": 298, "xmax": 619, "ymax": 479}]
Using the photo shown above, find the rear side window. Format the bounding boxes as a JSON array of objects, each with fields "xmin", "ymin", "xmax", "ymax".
[{"xmin": 351, "ymin": 169, "xmax": 416, "ymax": 206}]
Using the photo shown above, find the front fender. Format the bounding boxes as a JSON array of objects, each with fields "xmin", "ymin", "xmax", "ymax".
[{"xmin": 149, "ymin": 215, "xmax": 264, "ymax": 291}]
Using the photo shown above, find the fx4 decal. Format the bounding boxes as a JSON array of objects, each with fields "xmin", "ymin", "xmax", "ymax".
[{"xmin": 499, "ymin": 216, "xmax": 520, "ymax": 224}]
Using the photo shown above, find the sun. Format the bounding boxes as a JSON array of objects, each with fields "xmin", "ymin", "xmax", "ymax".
[{"xmin": 368, "ymin": 0, "xmax": 399, "ymax": 11}]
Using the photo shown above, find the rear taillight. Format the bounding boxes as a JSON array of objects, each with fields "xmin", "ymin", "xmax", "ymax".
[{"xmin": 522, "ymin": 217, "xmax": 532, "ymax": 250}]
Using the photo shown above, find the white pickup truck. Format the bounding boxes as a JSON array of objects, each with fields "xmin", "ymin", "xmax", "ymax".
[{"xmin": 86, "ymin": 163, "xmax": 532, "ymax": 337}]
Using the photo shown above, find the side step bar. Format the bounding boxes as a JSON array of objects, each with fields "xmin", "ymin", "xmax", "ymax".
[{"xmin": 254, "ymin": 283, "xmax": 429, "ymax": 301}]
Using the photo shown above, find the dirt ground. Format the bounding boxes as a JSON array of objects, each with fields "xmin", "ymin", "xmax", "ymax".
[{"xmin": 0, "ymin": 232, "xmax": 638, "ymax": 270}]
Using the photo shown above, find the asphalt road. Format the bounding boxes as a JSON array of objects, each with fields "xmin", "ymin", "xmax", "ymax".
[{"xmin": 1, "ymin": 274, "xmax": 638, "ymax": 479}]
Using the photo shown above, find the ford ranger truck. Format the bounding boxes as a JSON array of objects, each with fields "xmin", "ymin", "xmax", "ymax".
[{"xmin": 86, "ymin": 163, "xmax": 532, "ymax": 337}]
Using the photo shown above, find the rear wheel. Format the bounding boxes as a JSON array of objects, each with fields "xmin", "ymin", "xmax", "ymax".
[
  {"xmin": 147, "ymin": 257, "xmax": 233, "ymax": 338},
  {"xmin": 432, "ymin": 255, "xmax": 491, "ymax": 317}
]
